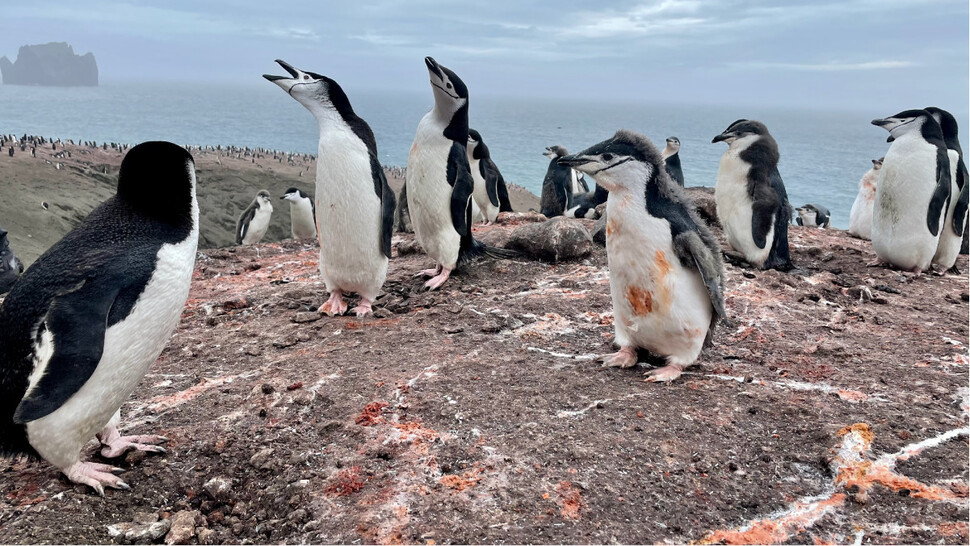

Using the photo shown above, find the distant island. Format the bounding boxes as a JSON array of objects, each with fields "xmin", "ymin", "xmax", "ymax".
[{"xmin": 0, "ymin": 42, "xmax": 98, "ymax": 86}]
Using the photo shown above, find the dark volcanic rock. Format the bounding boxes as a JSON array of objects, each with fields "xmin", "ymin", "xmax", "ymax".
[
  {"xmin": 1, "ymin": 42, "xmax": 98, "ymax": 86},
  {"xmin": 505, "ymin": 216, "xmax": 592, "ymax": 262}
]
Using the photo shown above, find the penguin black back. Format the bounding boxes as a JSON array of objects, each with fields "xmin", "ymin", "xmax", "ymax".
[
  {"xmin": 736, "ymin": 120, "xmax": 793, "ymax": 270},
  {"xmin": 925, "ymin": 106, "xmax": 969, "ymax": 237}
]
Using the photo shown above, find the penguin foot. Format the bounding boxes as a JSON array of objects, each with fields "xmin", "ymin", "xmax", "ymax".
[
  {"xmin": 416, "ymin": 266, "xmax": 442, "ymax": 278},
  {"xmin": 424, "ymin": 268, "xmax": 453, "ymax": 290},
  {"xmin": 598, "ymin": 347, "xmax": 637, "ymax": 368},
  {"xmin": 948, "ymin": 265, "xmax": 961, "ymax": 275},
  {"xmin": 644, "ymin": 364, "xmax": 685, "ymax": 383},
  {"xmin": 320, "ymin": 291, "xmax": 347, "ymax": 316},
  {"xmin": 352, "ymin": 299, "xmax": 373, "ymax": 317},
  {"xmin": 97, "ymin": 423, "xmax": 169, "ymax": 457},
  {"xmin": 64, "ymin": 461, "xmax": 128, "ymax": 496}
]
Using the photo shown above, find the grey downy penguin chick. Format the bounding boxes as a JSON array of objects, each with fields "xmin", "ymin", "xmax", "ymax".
[{"xmin": 848, "ymin": 158, "xmax": 883, "ymax": 240}]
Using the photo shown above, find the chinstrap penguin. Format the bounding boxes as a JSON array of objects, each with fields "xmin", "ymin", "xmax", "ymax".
[
  {"xmin": 280, "ymin": 187, "xmax": 317, "ymax": 240},
  {"xmin": 662, "ymin": 136, "xmax": 685, "ymax": 186},
  {"xmin": 0, "ymin": 225, "xmax": 25, "ymax": 294},
  {"xmin": 466, "ymin": 129, "xmax": 501, "ymax": 225},
  {"xmin": 848, "ymin": 158, "xmax": 883, "ymax": 240},
  {"xmin": 0, "ymin": 141, "xmax": 198, "ymax": 495},
  {"xmin": 264, "ymin": 60, "xmax": 395, "ymax": 316},
  {"xmin": 540, "ymin": 146, "xmax": 575, "ymax": 217},
  {"xmin": 870, "ymin": 110, "xmax": 950, "ymax": 273},
  {"xmin": 712, "ymin": 120, "xmax": 793, "ymax": 271},
  {"xmin": 559, "ymin": 130, "xmax": 727, "ymax": 382},
  {"xmin": 924, "ymin": 107, "xmax": 968, "ymax": 273},
  {"xmin": 236, "ymin": 190, "xmax": 273, "ymax": 245},
  {"xmin": 405, "ymin": 57, "xmax": 516, "ymax": 290},
  {"xmin": 795, "ymin": 204, "xmax": 830, "ymax": 228},
  {"xmin": 565, "ymin": 183, "xmax": 609, "ymax": 219}
]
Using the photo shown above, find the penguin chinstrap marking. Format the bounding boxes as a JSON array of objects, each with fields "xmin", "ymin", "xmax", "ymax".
[
  {"xmin": 0, "ymin": 225, "xmax": 25, "ymax": 294},
  {"xmin": 405, "ymin": 57, "xmax": 517, "ymax": 290},
  {"xmin": 870, "ymin": 109, "xmax": 951, "ymax": 274},
  {"xmin": 795, "ymin": 203, "xmax": 831, "ymax": 229},
  {"xmin": 0, "ymin": 141, "xmax": 198, "ymax": 495},
  {"xmin": 661, "ymin": 136, "xmax": 685, "ymax": 186},
  {"xmin": 925, "ymin": 107, "xmax": 968, "ymax": 273},
  {"xmin": 540, "ymin": 146, "xmax": 576, "ymax": 218},
  {"xmin": 280, "ymin": 187, "xmax": 317, "ymax": 240},
  {"xmin": 235, "ymin": 190, "xmax": 273, "ymax": 245},
  {"xmin": 848, "ymin": 158, "xmax": 883, "ymax": 240},
  {"xmin": 466, "ymin": 129, "xmax": 501, "ymax": 225},
  {"xmin": 264, "ymin": 60, "xmax": 394, "ymax": 316},
  {"xmin": 559, "ymin": 130, "xmax": 728, "ymax": 383},
  {"xmin": 712, "ymin": 120, "xmax": 794, "ymax": 271}
]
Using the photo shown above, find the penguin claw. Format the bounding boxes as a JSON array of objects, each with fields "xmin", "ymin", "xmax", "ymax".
[
  {"xmin": 64, "ymin": 461, "xmax": 130, "ymax": 495},
  {"xmin": 599, "ymin": 347, "xmax": 637, "ymax": 368},
  {"xmin": 644, "ymin": 364, "xmax": 685, "ymax": 383}
]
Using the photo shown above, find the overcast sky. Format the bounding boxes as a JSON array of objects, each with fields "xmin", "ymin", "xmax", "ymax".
[{"xmin": 1, "ymin": 0, "xmax": 967, "ymax": 111}]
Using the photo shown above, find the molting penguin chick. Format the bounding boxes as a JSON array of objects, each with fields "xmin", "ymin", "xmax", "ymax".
[
  {"xmin": 405, "ymin": 57, "xmax": 517, "ymax": 290},
  {"xmin": 0, "ymin": 141, "xmax": 198, "ymax": 495},
  {"xmin": 236, "ymin": 190, "xmax": 273, "ymax": 245},
  {"xmin": 559, "ymin": 130, "xmax": 727, "ymax": 383},
  {"xmin": 924, "ymin": 107, "xmax": 968, "ymax": 273},
  {"xmin": 662, "ymin": 137, "xmax": 685, "ymax": 186},
  {"xmin": 0, "ymin": 225, "xmax": 25, "ymax": 294},
  {"xmin": 870, "ymin": 110, "xmax": 950, "ymax": 274},
  {"xmin": 265, "ymin": 60, "xmax": 395, "ymax": 316},
  {"xmin": 712, "ymin": 119, "xmax": 794, "ymax": 271},
  {"xmin": 795, "ymin": 204, "xmax": 830, "ymax": 228},
  {"xmin": 540, "ymin": 146, "xmax": 574, "ymax": 217},
  {"xmin": 280, "ymin": 187, "xmax": 317, "ymax": 240},
  {"xmin": 466, "ymin": 129, "xmax": 501, "ymax": 224},
  {"xmin": 848, "ymin": 158, "xmax": 883, "ymax": 240}
]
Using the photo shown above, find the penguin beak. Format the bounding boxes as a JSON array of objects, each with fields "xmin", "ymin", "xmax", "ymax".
[
  {"xmin": 425, "ymin": 56, "xmax": 443, "ymax": 80},
  {"xmin": 712, "ymin": 133, "xmax": 731, "ymax": 144},
  {"xmin": 870, "ymin": 118, "xmax": 890, "ymax": 127},
  {"xmin": 263, "ymin": 59, "xmax": 303, "ymax": 93},
  {"xmin": 557, "ymin": 154, "xmax": 591, "ymax": 168}
]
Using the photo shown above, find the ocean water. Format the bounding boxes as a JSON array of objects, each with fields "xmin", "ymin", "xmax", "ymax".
[{"xmin": 2, "ymin": 82, "xmax": 967, "ymax": 229}]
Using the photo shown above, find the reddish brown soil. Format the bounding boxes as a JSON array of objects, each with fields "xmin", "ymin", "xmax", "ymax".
[{"xmin": 0, "ymin": 220, "xmax": 967, "ymax": 545}]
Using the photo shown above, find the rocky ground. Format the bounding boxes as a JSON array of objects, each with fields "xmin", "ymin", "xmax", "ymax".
[{"xmin": 0, "ymin": 207, "xmax": 967, "ymax": 544}]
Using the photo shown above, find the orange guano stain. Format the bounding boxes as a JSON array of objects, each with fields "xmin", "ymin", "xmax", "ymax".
[
  {"xmin": 606, "ymin": 218, "xmax": 618, "ymax": 237},
  {"xmin": 654, "ymin": 249, "xmax": 672, "ymax": 278},
  {"xmin": 699, "ymin": 494, "xmax": 846, "ymax": 545},
  {"xmin": 626, "ymin": 286, "xmax": 653, "ymax": 315},
  {"xmin": 555, "ymin": 481, "xmax": 586, "ymax": 520}
]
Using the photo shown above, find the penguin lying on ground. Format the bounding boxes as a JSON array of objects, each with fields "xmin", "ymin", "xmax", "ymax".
[
  {"xmin": 871, "ymin": 109, "xmax": 950, "ymax": 274},
  {"xmin": 795, "ymin": 204, "xmax": 830, "ymax": 228},
  {"xmin": 924, "ymin": 107, "xmax": 968, "ymax": 273},
  {"xmin": 565, "ymin": 183, "xmax": 609, "ymax": 219},
  {"xmin": 540, "ymin": 146, "xmax": 574, "ymax": 217},
  {"xmin": 265, "ymin": 60, "xmax": 395, "ymax": 315},
  {"xmin": 0, "ymin": 141, "xmax": 198, "ymax": 495},
  {"xmin": 712, "ymin": 120, "xmax": 793, "ymax": 271},
  {"xmin": 280, "ymin": 187, "xmax": 317, "ymax": 240},
  {"xmin": 466, "ymin": 129, "xmax": 501, "ymax": 224},
  {"xmin": 662, "ymin": 136, "xmax": 685, "ymax": 186},
  {"xmin": 405, "ymin": 57, "xmax": 517, "ymax": 290},
  {"xmin": 0, "ymin": 225, "xmax": 25, "ymax": 294},
  {"xmin": 559, "ymin": 130, "xmax": 727, "ymax": 383},
  {"xmin": 848, "ymin": 158, "xmax": 883, "ymax": 240},
  {"xmin": 236, "ymin": 190, "xmax": 273, "ymax": 245}
]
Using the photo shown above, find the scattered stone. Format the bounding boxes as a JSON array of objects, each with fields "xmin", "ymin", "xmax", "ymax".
[
  {"xmin": 286, "ymin": 381, "xmax": 304, "ymax": 391},
  {"xmin": 250, "ymin": 448, "xmax": 275, "ymax": 470},
  {"xmin": 203, "ymin": 476, "xmax": 233, "ymax": 502},
  {"xmin": 395, "ymin": 238, "xmax": 423, "ymax": 256},
  {"xmin": 505, "ymin": 217, "xmax": 593, "ymax": 262},
  {"xmin": 107, "ymin": 518, "xmax": 172, "ymax": 544},
  {"xmin": 292, "ymin": 312, "xmax": 320, "ymax": 323},
  {"xmin": 260, "ymin": 383, "xmax": 275, "ymax": 394},
  {"xmin": 222, "ymin": 297, "xmax": 251, "ymax": 311},
  {"xmin": 164, "ymin": 510, "xmax": 200, "ymax": 545},
  {"xmin": 591, "ymin": 214, "xmax": 606, "ymax": 246}
]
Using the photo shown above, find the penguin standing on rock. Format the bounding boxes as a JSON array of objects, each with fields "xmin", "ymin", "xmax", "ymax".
[
  {"xmin": 924, "ymin": 107, "xmax": 968, "ymax": 273},
  {"xmin": 405, "ymin": 57, "xmax": 516, "ymax": 290},
  {"xmin": 280, "ymin": 187, "xmax": 317, "ymax": 240},
  {"xmin": 712, "ymin": 120, "xmax": 793, "ymax": 270},
  {"xmin": 540, "ymin": 146, "xmax": 574, "ymax": 217},
  {"xmin": 848, "ymin": 158, "xmax": 883, "ymax": 240},
  {"xmin": 0, "ymin": 141, "xmax": 198, "ymax": 495},
  {"xmin": 662, "ymin": 137, "xmax": 685, "ymax": 186},
  {"xmin": 795, "ymin": 204, "xmax": 830, "ymax": 228},
  {"xmin": 264, "ymin": 60, "xmax": 394, "ymax": 316},
  {"xmin": 235, "ymin": 190, "xmax": 273, "ymax": 245},
  {"xmin": 559, "ymin": 130, "xmax": 727, "ymax": 383},
  {"xmin": 870, "ymin": 110, "xmax": 950, "ymax": 273},
  {"xmin": 466, "ymin": 129, "xmax": 501, "ymax": 224}
]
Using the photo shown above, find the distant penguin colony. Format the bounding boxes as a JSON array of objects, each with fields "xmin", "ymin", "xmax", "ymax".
[
  {"xmin": 795, "ymin": 204, "xmax": 831, "ymax": 229},
  {"xmin": 540, "ymin": 145, "xmax": 575, "ymax": 217},
  {"xmin": 870, "ymin": 110, "xmax": 951, "ymax": 274},
  {"xmin": 559, "ymin": 130, "xmax": 727, "ymax": 382},
  {"xmin": 661, "ymin": 136, "xmax": 685, "ymax": 186},
  {"xmin": 712, "ymin": 120, "xmax": 793, "ymax": 270},
  {"xmin": 466, "ymin": 129, "xmax": 501, "ymax": 225},
  {"xmin": 924, "ymin": 107, "xmax": 968, "ymax": 273},
  {"xmin": 235, "ymin": 190, "xmax": 274, "ymax": 245},
  {"xmin": 848, "ymin": 158, "xmax": 883, "ymax": 240},
  {"xmin": 280, "ymin": 187, "xmax": 317, "ymax": 240},
  {"xmin": 0, "ymin": 141, "xmax": 198, "ymax": 494},
  {"xmin": 264, "ymin": 59, "xmax": 395, "ymax": 316}
]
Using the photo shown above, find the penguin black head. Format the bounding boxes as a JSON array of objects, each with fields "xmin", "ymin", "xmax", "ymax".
[
  {"xmin": 665, "ymin": 136, "xmax": 681, "ymax": 150},
  {"xmin": 871, "ymin": 109, "xmax": 936, "ymax": 143},
  {"xmin": 712, "ymin": 119, "xmax": 770, "ymax": 145},
  {"xmin": 253, "ymin": 190, "xmax": 272, "ymax": 208},
  {"xmin": 117, "ymin": 141, "xmax": 195, "ymax": 227},
  {"xmin": 263, "ymin": 59, "xmax": 356, "ymax": 122},
  {"xmin": 872, "ymin": 157, "xmax": 884, "ymax": 169},
  {"xmin": 795, "ymin": 204, "xmax": 830, "ymax": 228},
  {"xmin": 557, "ymin": 129, "xmax": 661, "ymax": 192},
  {"xmin": 543, "ymin": 145, "xmax": 569, "ymax": 159},
  {"xmin": 923, "ymin": 107, "xmax": 961, "ymax": 146},
  {"xmin": 424, "ymin": 57, "xmax": 468, "ymax": 110},
  {"xmin": 281, "ymin": 187, "xmax": 309, "ymax": 202},
  {"xmin": 467, "ymin": 129, "xmax": 484, "ymax": 158}
]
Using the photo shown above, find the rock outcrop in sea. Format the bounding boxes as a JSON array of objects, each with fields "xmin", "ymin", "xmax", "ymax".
[{"xmin": 0, "ymin": 42, "xmax": 98, "ymax": 86}]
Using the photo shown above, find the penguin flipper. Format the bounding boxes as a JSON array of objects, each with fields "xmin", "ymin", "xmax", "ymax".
[
  {"xmin": 13, "ymin": 276, "xmax": 122, "ymax": 424},
  {"xmin": 447, "ymin": 142, "xmax": 474, "ymax": 240},
  {"xmin": 673, "ymin": 231, "xmax": 727, "ymax": 323},
  {"xmin": 236, "ymin": 205, "xmax": 255, "ymax": 244},
  {"xmin": 480, "ymin": 160, "xmax": 500, "ymax": 208},
  {"xmin": 371, "ymin": 155, "xmax": 395, "ymax": 258},
  {"xmin": 953, "ymin": 163, "xmax": 968, "ymax": 237},
  {"xmin": 927, "ymin": 147, "xmax": 953, "ymax": 236},
  {"xmin": 495, "ymin": 166, "xmax": 514, "ymax": 213}
]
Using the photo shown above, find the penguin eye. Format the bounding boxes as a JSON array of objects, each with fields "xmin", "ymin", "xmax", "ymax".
[
  {"xmin": 446, "ymin": 82, "xmax": 453, "ymax": 89},
  {"xmin": 601, "ymin": 153, "xmax": 614, "ymax": 161},
  {"xmin": 303, "ymin": 75, "xmax": 310, "ymax": 80}
]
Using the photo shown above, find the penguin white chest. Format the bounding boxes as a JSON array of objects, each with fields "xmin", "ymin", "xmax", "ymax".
[
  {"xmin": 469, "ymin": 158, "xmax": 498, "ymax": 223},
  {"xmin": 288, "ymin": 198, "xmax": 317, "ymax": 239},
  {"xmin": 715, "ymin": 151, "xmax": 773, "ymax": 266},
  {"xmin": 26, "ymin": 223, "xmax": 199, "ymax": 469},
  {"xmin": 407, "ymin": 116, "xmax": 462, "ymax": 269},
  {"xmin": 243, "ymin": 205, "xmax": 272, "ymax": 244}
]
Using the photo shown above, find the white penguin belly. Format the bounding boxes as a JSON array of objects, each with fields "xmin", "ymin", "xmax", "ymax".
[
  {"xmin": 933, "ymin": 150, "xmax": 963, "ymax": 269},
  {"xmin": 848, "ymin": 172, "xmax": 877, "ymax": 240},
  {"xmin": 289, "ymin": 199, "xmax": 317, "ymax": 239},
  {"xmin": 26, "ymin": 223, "xmax": 199, "ymax": 469},
  {"xmin": 715, "ymin": 154, "xmax": 773, "ymax": 266},
  {"xmin": 316, "ymin": 130, "xmax": 387, "ymax": 300},
  {"xmin": 242, "ymin": 206, "xmax": 272, "ymax": 244},
  {"xmin": 407, "ymin": 123, "xmax": 461, "ymax": 270},
  {"xmin": 872, "ymin": 136, "xmax": 942, "ymax": 271},
  {"xmin": 606, "ymin": 197, "xmax": 712, "ymax": 366},
  {"xmin": 469, "ymin": 159, "xmax": 498, "ymax": 223}
]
